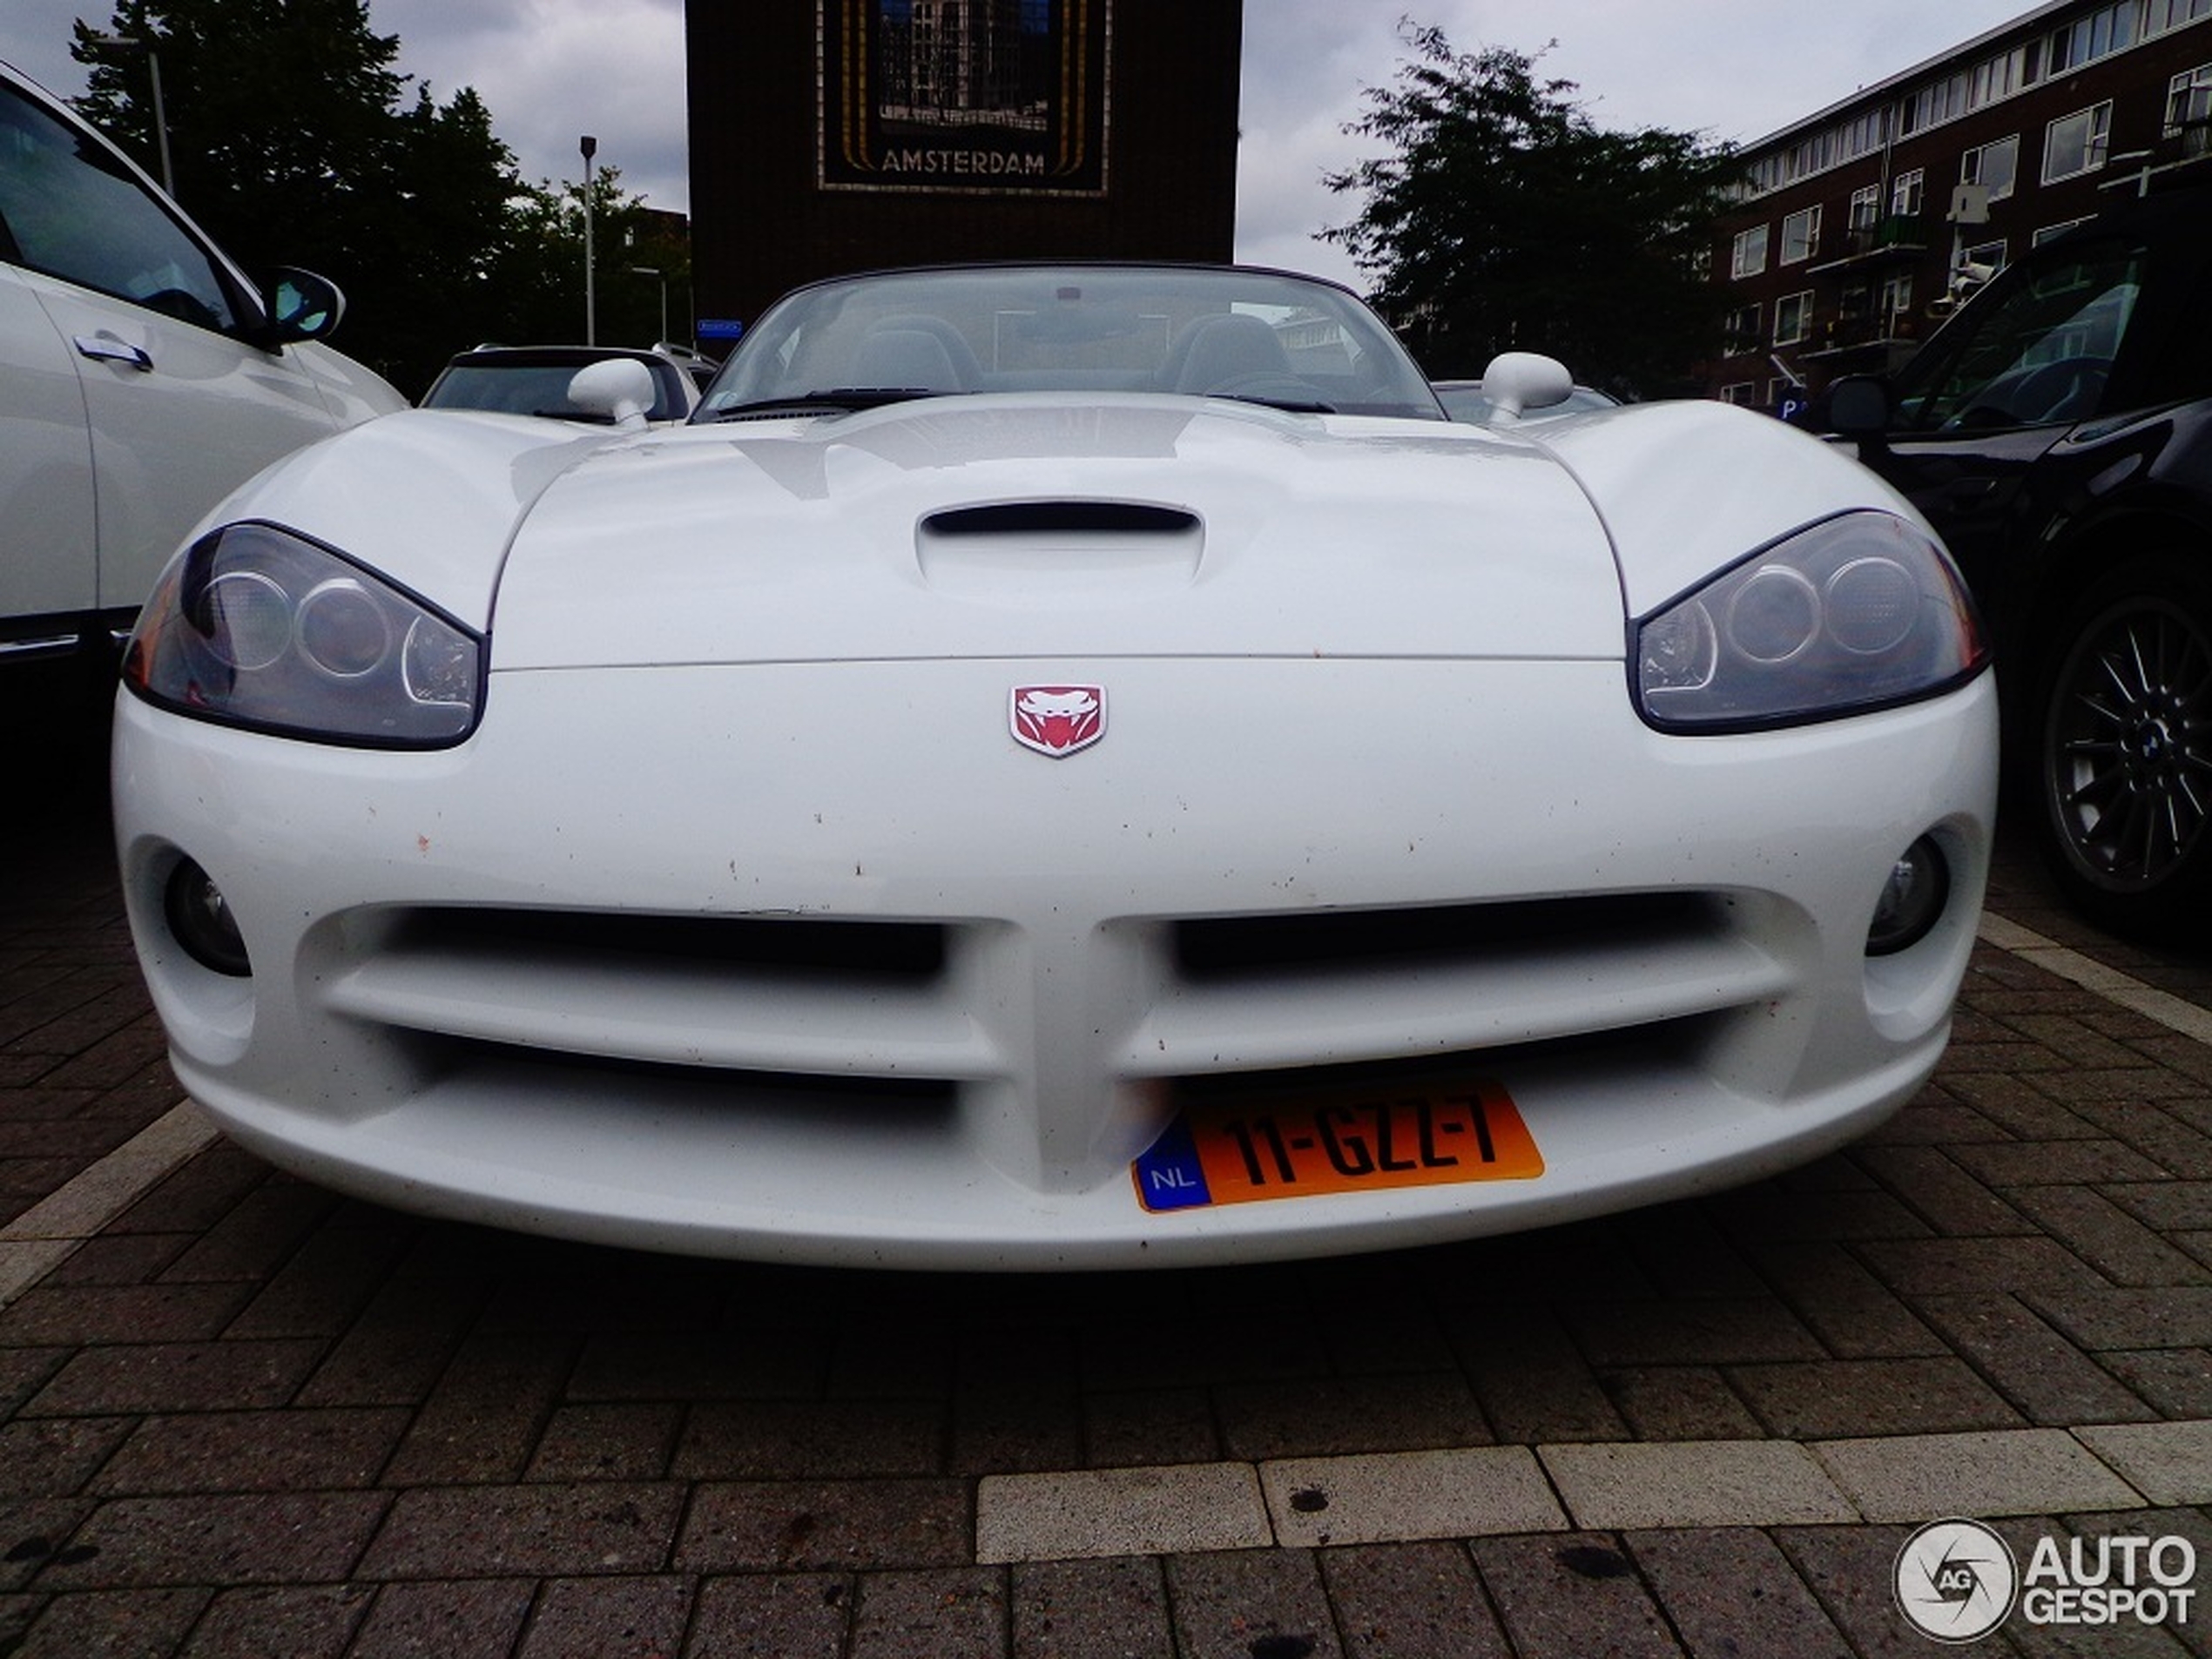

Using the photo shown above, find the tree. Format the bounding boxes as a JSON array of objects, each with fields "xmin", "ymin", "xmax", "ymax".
[
  {"xmin": 1323, "ymin": 27, "xmax": 1740, "ymax": 397},
  {"xmin": 69, "ymin": 0, "xmax": 593, "ymax": 393}
]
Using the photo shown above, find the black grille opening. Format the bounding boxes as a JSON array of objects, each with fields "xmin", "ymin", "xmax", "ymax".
[
  {"xmin": 1175, "ymin": 893, "xmax": 1723, "ymax": 979},
  {"xmin": 399, "ymin": 908, "xmax": 948, "ymax": 980},
  {"xmin": 922, "ymin": 502, "xmax": 1197, "ymax": 537}
]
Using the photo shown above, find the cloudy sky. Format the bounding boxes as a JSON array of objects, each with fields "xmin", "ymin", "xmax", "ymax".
[{"xmin": 5, "ymin": 0, "xmax": 2040, "ymax": 285}]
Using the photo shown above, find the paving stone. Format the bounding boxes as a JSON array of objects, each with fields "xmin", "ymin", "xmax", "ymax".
[
  {"xmin": 359, "ymin": 1481, "xmax": 684, "ymax": 1579},
  {"xmin": 1811, "ymin": 1427, "xmax": 2144, "ymax": 1522},
  {"xmin": 1216, "ymin": 1372, "xmax": 1490, "ymax": 1460},
  {"xmin": 381, "ymin": 1328, "xmax": 579, "ymax": 1485},
  {"xmin": 1318, "ymin": 1540, "xmax": 1513, "ymax": 1658},
  {"xmin": 1625, "ymin": 1527, "xmax": 1853, "ymax": 1658},
  {"xmin": 0, "ymin": 1280, "xmax": 253, "ymax": 1346},
  {"xmin": 1541, "ymin": 1439, "xmax": 1856, "ymax": 1529},
  {"xmin": 91, "ymin": 1407, "xmax": 408, "ymax": 1495},
  {"xmin": 179, "ymin": 1584, "xmax": 374, "ymax": 1659},
  {"xmin": 1468, "ymin": 1531, "xmax": 1683, "ymax": 1659},
  {"xmin": 951, "ymin": 1384, "xmax": 1087, "ymax": 1476},
  {"xmin": 1770, "ymin": 1522, "xmax": 1933, "ymax": 1657},
  {"xmin": 11, "ymin": 1586, "xmax": 210, "ymax": 1659},
  {"xmin": 155, "ymin": 1178, "xmax": 337, "ymax": 1283},
  {"xmin": 19, "ymin": 1338, "xmax": 324, "ymax": 1416},
  {"xmin": 0, "ymin": 1418, "xmax": 133, "ymax": 1497},
  {"xmin": 2074, "ymin": 1421, "xmax": 2212, "ymax": 1506},
  {"xmin": 566, "ymin": 1329, "xmax": 830, "ymax": 1401},
  {"xmin": 348, "ymin": 1578, "xmax": 536, "ymax": 1659},
  {"xmin": 1451, "ymin": 1302, "xmax": 1629, "ymax": 1445},
  {"xmin": 1855, "ymin": 1236, "xmax": 2113, "ymax": 1298},
  {"xmin": 977, "ymin": 1463, "xmax": 1269, "ymax": 1563},
  {"xmin": 1260, "ymin": 1445, "xmax": 1563, "ymax": 1548},
  {"xmin": 223, "ymin": 1210, "xmax": 420, "ymax": 1339},
  {"xmin": 516, "ymin": 1575, "xmax": 694, "ymax": 1659},
  {"xmin": 1851, "ymin": 1144, "xmax": 2037, "ymax": 1236},
  {"xmin": 1600, "ymin": 1366, "xmax": 1766, "ymax": 1440},
  {"xmin": 2100, "ymin": 1348, "xmax": 2212, "ymax": 1418},
  {"xmin": 673, "ymin": 1396, "xmax": 945, "ymax": 1479},
  {"xmin": 1727, "ymin": 1355, "xmax": 2025, "ymax": 1439},
  {"xmin": 1164, "ymin": 1548, "xmax": 1345, "ymax": 1659},
  {"xmin": 1559, "ymin": 1297, "xmax": 1825, "ymax": 1367},
  {"xmin": 850, "ymin": 1566, "xmax": 1008, "ymax": 1659},
  {"xmin": 2006, "ymin": 1186, "xmax": 2212, "ymax": 1285},
  {"xmin": 678, "ymin": 1479, "xmax": 972, "ymax": 1571},
  {"xmin": 35, "ymin": 1491, "xmax": 389, "ymax": 1588},
  {"xmin": 1749, "ymin": 1240, "xmax": 1945, "ymax": 1358},
  {"xmin": 290, "ymin": 1270, "xmax": 482, "ymax": 1409},
  {"xmin": 526, "ymin": 1402, "xmax": 682, "ymax": 1482},
  {"xmin": 1011, "ymin": 1555, "xmax": 1174, "ymax": 1659},
  {"xmin": 685, "ymin": 1572, "xmax": 853, "ymax": 1657},
  {"xmin": 1082, "ymin": 1387, "xmax": 1221, "ymax": 1468},
  {"xmin": 1911, "ymin": 1293, "xmax": 2161, "ymax": 1426},
  {"xmin": 2024, "ymin": 1285, "xmax": 2212, "ymax": 1351},
  {"xmin": 1949, "ymin": 1137, "xmax": 2175, "ymax": 1188}
]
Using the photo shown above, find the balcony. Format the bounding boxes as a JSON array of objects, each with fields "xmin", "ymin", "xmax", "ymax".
[{"xmin": 1807, "ymin": 216, "xmax": 1930, "ymax": 276}]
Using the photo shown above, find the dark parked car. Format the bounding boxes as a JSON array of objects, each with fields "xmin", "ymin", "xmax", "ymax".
[
  {"xmin": 420, "ymin": 344, "xmax": 701, "ymax": 423},
  {"xmin": 1829, "ymin": 183, "xmax": 2212, "ymax": 939}
]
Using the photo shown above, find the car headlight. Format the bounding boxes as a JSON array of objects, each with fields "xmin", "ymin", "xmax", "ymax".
[
  {"xmin": 123, "ymin": 522, "xmax": 482, "ymax": 747},
  {"xmin": 1634, "ymin": 511, "xmax": 1986, "ymax": 731}
]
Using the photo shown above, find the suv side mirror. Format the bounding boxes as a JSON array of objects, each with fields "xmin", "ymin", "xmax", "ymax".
[
  {"xmin": 1827, "ymin": 375, "xmax": 1892, "ymax": 440},
  {"xmin": 259, "ymin": 268, "xmax": 346, "ymax": 345}
]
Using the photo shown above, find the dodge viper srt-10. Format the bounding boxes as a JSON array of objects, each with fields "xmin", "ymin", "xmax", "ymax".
[{"xmin": 113, "ymin": 264, "xmax": 1997, "ymax": 1269}]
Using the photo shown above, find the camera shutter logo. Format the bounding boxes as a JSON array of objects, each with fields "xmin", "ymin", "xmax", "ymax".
[{"xmin": 1895, "ymin": 1518, "xmax": 2020, "ymax": 1642}]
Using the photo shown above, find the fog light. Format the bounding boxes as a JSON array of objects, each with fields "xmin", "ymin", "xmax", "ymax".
[
  {"xmin": 163, "ymin": 858, "xmax": 252, "ymax": 977},
  {"xmin": 1867, "ymin": 835, "xmax": 1949, "ymax": 957}
]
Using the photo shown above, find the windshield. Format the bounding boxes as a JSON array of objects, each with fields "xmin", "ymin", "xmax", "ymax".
[{"xmin": 696, "ymin": 266, "xmax": 1444, "ymax": 420}]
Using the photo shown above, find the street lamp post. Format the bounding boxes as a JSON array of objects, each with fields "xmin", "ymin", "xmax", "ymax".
[
  {"xmin": 629, "ymin": 266, "xmax": 667, "ymax": 345},
  {"xmin": 89, "ymin": 33, "xmax": 174, "ymax": 199},
  {"xmin": 580, "ymin": 134, "xmax": 598, "ymax": 346}
]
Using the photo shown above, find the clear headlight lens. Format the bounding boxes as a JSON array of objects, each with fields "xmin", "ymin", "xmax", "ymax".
[
  {"xmin": 1635, "ymin": 511, "xmax": 1986, "ymax": 732},
  {"xmin": 123, "ymin": 522, "xmax": 482, "ymax": 746}
]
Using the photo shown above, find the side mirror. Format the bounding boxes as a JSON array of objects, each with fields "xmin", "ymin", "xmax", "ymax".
[
  {"xmin": 568, "ymin": 358, "xmax": 657, "ymax": 430},
  {"xmin": 260, "ymin": 268, "xmax": 346, "ymax": 344},
  {"xmin": 1478, "ymin": 352, "xmax": 1575, "ymax": 421},
  {"xmin": 1827, "ymin": 375, "xmax": 1892, "ymax": 440}
]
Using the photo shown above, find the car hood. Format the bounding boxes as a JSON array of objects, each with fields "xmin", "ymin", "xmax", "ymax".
[{"xmin": 486, "ymin": 395, "xmax": 1628, "ymax": 670}]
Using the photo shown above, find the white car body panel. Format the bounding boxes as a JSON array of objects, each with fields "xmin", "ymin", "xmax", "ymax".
[
  {"xmin": 0, "ymin": 58, "xmax": 405, "ymax": 654},
  {"xmin": 112, "ymin": 265, "xmax": 1999, "ymax": 1269}
]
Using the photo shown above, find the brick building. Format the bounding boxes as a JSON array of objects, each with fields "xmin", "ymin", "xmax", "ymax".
[
  {"xmin": 1708, "ymin": 0, "xmax": 2212, "ymax": 408},
  {"xmin": 684, "ymin": 0, "xmax": 1243, "ymax": 338}
]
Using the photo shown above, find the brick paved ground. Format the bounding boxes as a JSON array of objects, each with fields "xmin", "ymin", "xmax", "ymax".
[{"xmin": 5, "ymin": 738, "xmax": 2212, "ymax": 1656}]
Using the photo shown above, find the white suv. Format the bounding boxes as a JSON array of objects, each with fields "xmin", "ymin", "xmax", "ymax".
[{"xmin": 0, "ymin": 59, "xmax": 404, "ymax": 714}]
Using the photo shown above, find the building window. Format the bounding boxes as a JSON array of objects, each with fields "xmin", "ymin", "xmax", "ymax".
[
  {"xmin": 2148, "ymin": 0, "xmax": 2212, "ymax": 37},
  {"xmin": 2033, "ymin": 218, "xmax": 2094, "ymax": 246},
  {"xmin": 1780, "ymin": 205, "xmax": 1822, "ymax": 264},
  {"xmin": 1961, "ymin": 135, "xmax": 2020, "ymax": 203},
  {"xmin": 1878, "ymin": 273, "xmax": 1913, "ymax": 319},
  {"xmin": 1849, "ymin": 185, "xmax": 1881, "ymax": 231},
  {"xmin": 2168, "ymin": 64, "xmax": 2212, "ymax": 135},
  {"xmin": 1719, "ymin": 382, "xmax": 1757, "ymax": 407},
  {"xmin": 1731, "ymin": 224, "xmax": 1770, "ymax": 278},
  {"xmin": 1962, "ymin": 239, "xmax": 2009, "ymax": 280},
  {"xmin": 1723, "ymin": 303, "xmax": 1760, "ymax": 351},
  {"xmin": 1774, "ymin": 291, "xmax": 1814, "ymax": 346},
  {"xmin": 2043, "ymin": 102, "xmax": 2114, "ymax": 182},
  {"xmin": 1891, "ymin": 169, "xmax": 1925, "ymax": 218}
]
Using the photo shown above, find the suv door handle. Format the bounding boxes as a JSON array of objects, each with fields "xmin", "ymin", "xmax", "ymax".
[{"xmin": 73, "ymin": 334, "xmax": 154, "ymax": 372}]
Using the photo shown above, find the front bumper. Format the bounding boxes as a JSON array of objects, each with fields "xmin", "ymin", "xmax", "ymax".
[{"xmin": 114, "ymin": 657, "xmax": 1998, "ymax": 1268}]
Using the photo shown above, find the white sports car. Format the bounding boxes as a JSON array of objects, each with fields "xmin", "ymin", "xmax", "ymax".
[{"xmin": 113, "ymin": 264, "xmax": 1997, "ymax": 1270}]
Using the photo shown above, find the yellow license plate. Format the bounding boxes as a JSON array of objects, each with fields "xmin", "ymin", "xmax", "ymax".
[{"xmin": 1133, "ymin": 1081, "xmax": 1543, "ymax": 1212}]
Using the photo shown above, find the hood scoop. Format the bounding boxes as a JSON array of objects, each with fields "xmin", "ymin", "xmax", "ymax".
[{"xmin": 916, "ymin": 499, "xmax": 1203, "ymax": 603}]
